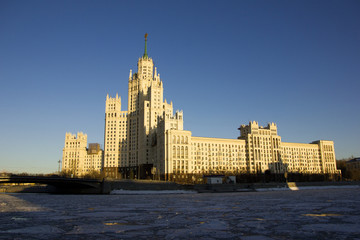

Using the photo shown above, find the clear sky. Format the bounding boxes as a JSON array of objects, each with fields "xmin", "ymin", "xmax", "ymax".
[{"xmin": 1, "ymin": 0, "xmax": 359, "ymax": 173}]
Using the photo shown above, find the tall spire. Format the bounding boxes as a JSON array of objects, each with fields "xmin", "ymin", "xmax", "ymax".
[{"xmin": 143, "ymin": 33, "xmax": 148, "ymax": 58}]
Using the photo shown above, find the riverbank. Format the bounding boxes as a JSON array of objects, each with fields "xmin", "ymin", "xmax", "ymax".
[
  {"xmin": 2, "ymin": 180, "xmax": 359, "ymax": 194},
  {"xmin": 194, "ymin": 181, "xmax": 360, "ymax": 193}
]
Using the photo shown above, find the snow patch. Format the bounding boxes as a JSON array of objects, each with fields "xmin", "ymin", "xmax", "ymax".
[{"xmin": 256, "ymin": 185, "xmax": 359, "ymax": 192}]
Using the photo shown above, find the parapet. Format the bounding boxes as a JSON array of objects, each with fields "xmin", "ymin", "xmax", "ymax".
[
  {"xmin": 175, "ymin": 110, "xmax": 183, "ymax": 119},
  {"xmin": 65, "ymin": 132, "xmax": 76, "ymax": 139},
  {"xmin": 249, "ymin": 121, "xmax": 259, "ymax": 128},
  {"xmin": 76, "ymin": 132, "xmax": 87, "ymax": 141},
  {"xmin": 105, "ymin": 94, "xmax": 122, "ymax": 112},
  {"xmin": 65, "ymin": 132, "xmax": 87, "ymax": 140},
  {"xmin": 238, "ymin": 121, "xmax": 278, "ymax": 137}
]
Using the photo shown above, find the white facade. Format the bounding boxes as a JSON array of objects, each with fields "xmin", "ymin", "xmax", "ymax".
[
  {"xmin": 104, "ymin": 94, "xmax": 128, "ymax": 168},
  {"xmin": 63, "ymin": 34, "xmax": 339, "ymax": 178},
  {"xmin": 238, "ymin": 122, "xmax": 338, "ymax": 174},
  {"xmin": 103, "ymin": 35, "xmax": 185, "ymax": 177},
  {"xmin": 62, "ymin": 132, "xmax": 103, "ymax": 176}
]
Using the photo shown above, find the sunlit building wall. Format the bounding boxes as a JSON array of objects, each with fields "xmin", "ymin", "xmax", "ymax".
[
  {"xmin": 102, "ymin": 36, "xmax": 338, "ymax": 176},
  {"xmin": 103, "ymin": 94, "xmax": 128, "ymax": 170},
  {"xmin": 62, "ymin": 132, "xmax": 103, "ymax": 176},
  {"xmin": 238, "ymin": 122, "xmax": 339, "ymax": 174},
  {"xmin": 103, "ymin": 35, "xmax": 184, "ymax": 177},
  {"xmin": 85, "ymin": 143, "xmax": 103, "ymax": 174},
  {"xmin": 63, "ymin": 35, "xmax": 339, "ymax": 177}
]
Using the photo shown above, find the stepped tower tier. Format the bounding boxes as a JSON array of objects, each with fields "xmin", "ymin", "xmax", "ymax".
[{"xmin": 127, "ymin": 34, "xmax": 177, "ymax": 167}]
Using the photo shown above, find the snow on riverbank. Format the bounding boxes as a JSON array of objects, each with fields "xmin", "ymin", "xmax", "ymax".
[{"xmin": 256, "ymin": 184, "xmax": 360, "ymax": 192}]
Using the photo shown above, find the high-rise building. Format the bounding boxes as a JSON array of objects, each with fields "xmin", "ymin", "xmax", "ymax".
[
  {"xmin": 103, "ymin": 34, "xmax": 184, "ymax": 178},
  {"xmin": 63, "ymin": 34, "xmax": 339, "ymax": 178}
]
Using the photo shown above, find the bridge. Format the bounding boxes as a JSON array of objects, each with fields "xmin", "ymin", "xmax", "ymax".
[{"xmin": 0, "ymin": 175, "xmax": 105, "ymax": 194}]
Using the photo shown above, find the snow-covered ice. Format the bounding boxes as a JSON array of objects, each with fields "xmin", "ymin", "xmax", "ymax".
[{"xmin": 0, "ymin": 187, "xmax": 359, "ymax": 239}]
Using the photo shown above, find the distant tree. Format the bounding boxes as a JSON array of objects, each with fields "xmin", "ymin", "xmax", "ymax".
[
  {"xmin": 336, "ymin": 160, "xmax": 347, "ymax": 179},
  {"xmin": 0, "ymin": 171, "xmax": 11, "ymax": 177},
  {"xmin": 44, "ymin": 173, "xmax": 60, "ymax": 177},
  {"xmin": 59, "ymin": 170, "xmax": 73, "ymax": 178},
  {"xmin": 82, "ymin": 170, "xmax": 103, "ymax": 179},
  {"xmin": 336, "ymin": 157, "xmax": 360, "ymax": 181},
  {"xmin": 347, "ymin": 169, "xmax": 360, "ymax": 181},
  {"xmin": 17, "ymin": 172, "xmax": 32, "ymax": 176}
]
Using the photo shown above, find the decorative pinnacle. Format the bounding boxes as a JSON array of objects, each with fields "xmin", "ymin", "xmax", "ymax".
[{"xmin": 143, "ymin": 33, "xmax": 148, "ymax": 58}]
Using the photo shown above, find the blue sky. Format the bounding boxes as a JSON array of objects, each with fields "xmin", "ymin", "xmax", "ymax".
[{"xmin": 1, "ymin": 0, "xmax": 359, "ymax": 173}]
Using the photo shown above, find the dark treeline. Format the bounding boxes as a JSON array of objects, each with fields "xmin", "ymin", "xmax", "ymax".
[
  {"xmin": 336, "ymin": 158, "xmax": 360, "ymax": 181},
  {"xmin": 7, "ymin": 160, "xmax": 360, "ymax": 183},
  {"xmin": 2, "ymin": 171, "xmax": 341, "ymax": 184}
]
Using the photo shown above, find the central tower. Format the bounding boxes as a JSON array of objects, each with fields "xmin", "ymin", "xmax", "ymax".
[
  {"xmin": 127, "ymin": 33, "xmax": 164, "ymax": 167},
  {"xmin": 104, "ymin": 34, "xmax": 183, "ymax": 178}
]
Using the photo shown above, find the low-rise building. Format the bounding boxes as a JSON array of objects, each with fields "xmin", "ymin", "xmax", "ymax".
[{"xmin": 346, "ymin": 157, "xmax": 360, "ymax": 170}]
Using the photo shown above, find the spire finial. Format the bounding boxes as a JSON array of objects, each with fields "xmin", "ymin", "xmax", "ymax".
[{"xmin": 143, "ymin": 33, "xmax": 148, "ymax": 58}]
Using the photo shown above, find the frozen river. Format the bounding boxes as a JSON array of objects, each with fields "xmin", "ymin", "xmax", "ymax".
[{"xmin": 1, "ymin": 187, "xmax": 360, "ymax": 239}]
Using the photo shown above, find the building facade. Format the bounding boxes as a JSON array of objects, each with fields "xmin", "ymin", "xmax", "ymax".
[
  {"xmin": 238, "ymin": 121, "xmax": 337, "ymax": 174},
  {"xmin": 62, "ymin": 34, "xmax": 339, "ymax": 178},
  {"xmin": 346, "ymin": 157, "xmax": 360, "ymax": 170},
  {"xmin": 62, "ymin": 132, "xmax": 103, "ymax": 176}
]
